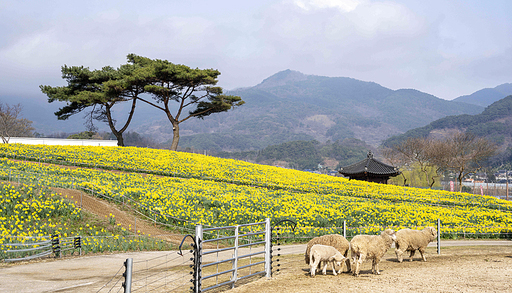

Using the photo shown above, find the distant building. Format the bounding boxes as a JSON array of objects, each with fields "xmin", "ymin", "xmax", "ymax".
[
  {"xmin": 338, "ymin": 151, "xmax": 401, "ymax": 184},
  {"xmin": 3, "ymin": 137, "xmax": 118, "ymax": 147}
]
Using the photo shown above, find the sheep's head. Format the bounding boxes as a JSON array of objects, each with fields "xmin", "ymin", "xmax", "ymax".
[
  {"xmin": 427, "ymin": 227, "xmax": 437, "ymax": 239},
  {"xmin": 382, "ymin": 229, "xmax": 397, "ymax": 241},
  {"xmin": 334, "ymin": 253, "xmax": 345, "ymax": 267}
]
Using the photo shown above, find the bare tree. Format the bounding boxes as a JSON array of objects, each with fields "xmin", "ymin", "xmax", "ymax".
[
  {"xmin": 388, "ymin": 130, "xmax": 496, "ymax": 190},
  {"xmin": 393, "ymin": 137, "xmax": 435, "ymax": 187},
  {"xmin": 441, "ymin": 130, "xmax": 498, "ymax": 192},
  {"xmin": 0, "ymin": 103, "xmax": 34, "ymax": 143},
  {"xmin": 381, "ymin": 147, "xmax": 410, "ymax": 186}
]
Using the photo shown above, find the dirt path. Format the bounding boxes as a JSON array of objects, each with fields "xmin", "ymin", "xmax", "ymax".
[{"xmin": 51, "ymin": 187, "xmax": 183, "ymax": 242}]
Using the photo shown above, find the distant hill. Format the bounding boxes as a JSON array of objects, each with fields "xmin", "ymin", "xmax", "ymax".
[
  {"xmin": 4, "ymin": 70, "xmax": 487, "ymax": 151},
  {"xmin": 381, "ymin": 95, "xmax": 512, "ymax": 166},
  {"xmin": 1, "ymin": 93, "xmax": 164, "ymax": 136},
  {"xmin": 453, "ymin": 83, "xmax": 512, "ymax": 107},
  {"xmin": 144, "ymin": 70, "xmax": 483, "ymax": 151}
]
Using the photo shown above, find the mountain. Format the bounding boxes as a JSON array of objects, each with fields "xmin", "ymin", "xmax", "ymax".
[
  {"xmin": 453, "ymin": 83, "xmax": 512, "ymax": 107},
  {"xmin": 3, "ymin": 70, "xmax": 486, "ymax": 150},
  {"xmin": 140, "ymin": 70, "xmax": 483, "ymax": 151},
  {"xmin": 381, "ymin": 95, "xmax": 512, "ymax": 165}
]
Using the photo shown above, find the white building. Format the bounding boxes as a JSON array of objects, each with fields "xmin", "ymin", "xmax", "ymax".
[{"xmin": 3, "ymin": 137, "xmax": 118, "ymax": 147}]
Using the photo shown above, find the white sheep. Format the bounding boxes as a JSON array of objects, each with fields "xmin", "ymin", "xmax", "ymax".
[
  {"xmin": 309, "ymin": 244, "xmax": 347, "ymax": 277},
  {"xmin": 395, "ymin": 227, "xmax": 437, "ymax": 263},
  {"xmin": 350, "ymin": 229, "xmax": 396, "ymax": 276},
  {"xmin": 304, "ymin": 234, "xmax": 351, "ymax": 273}
]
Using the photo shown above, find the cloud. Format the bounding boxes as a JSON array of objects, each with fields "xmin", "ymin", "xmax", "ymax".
[
  {"xmin": 294, "ymin": 0, "xmax": 363, "ymax": 12},
  {"xmin": 1, "ymin": 0, "xmax": 512, "ymax": 100}
]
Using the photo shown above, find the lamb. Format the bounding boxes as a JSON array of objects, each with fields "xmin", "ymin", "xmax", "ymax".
[
  {"xmin": 395, "ymin": 227, "xmax": 437, "ymax": 263},
  {"xmin": 309, "ymin": 244, "xmax": 346, "ymax": 277},
  {"xmin": 350, "ymin": 229, "xmax": 396, "ymax": 276},
  {"xmin": 304, "ymin": 234, "xmax": 351, "ymax": 273}
]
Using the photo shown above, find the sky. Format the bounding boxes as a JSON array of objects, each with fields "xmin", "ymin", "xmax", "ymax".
[{"xmin": 1, "ymin": 0, "xmax": 512, "ymax": 101}]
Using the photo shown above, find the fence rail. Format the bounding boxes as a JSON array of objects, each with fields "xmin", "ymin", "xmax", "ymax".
[{"xmin": 3, "ymin": 235, "xmax": 81, "ymax": 262}]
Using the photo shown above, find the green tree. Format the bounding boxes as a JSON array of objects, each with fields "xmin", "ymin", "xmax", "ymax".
[
  {"xmin": 40, "ymin": 60, "xmax": 147, "ymax": 146},
  {"xmin": 67, "ymin": 131, "xmax": 98, "ymax": 139},
  {"xmin": 127, "ymin": 54, "xmax": 245, "ymax": 151}
]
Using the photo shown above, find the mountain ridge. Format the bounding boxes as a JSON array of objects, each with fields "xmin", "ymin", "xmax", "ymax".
[
  {"xmin": 381, "ymin": 95, "xmax": 512, "ymax": 165},
  {"xmin": 148, "ymin": 70, "xmax": 483, "ymax": 150},
  {"xmin": 6, "ymin": 69, "xmax": 510, "ymax": 151}
]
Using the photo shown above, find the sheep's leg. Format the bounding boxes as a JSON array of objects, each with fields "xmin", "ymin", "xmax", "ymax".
[
  {"xmin": 354, "ymin": 254, "xmax": 365, "ymax": 276},
  {"xmin": 330, "ymin": 261, "xmax": 337, "ymax": 276},
  {"xmin": 310, "ymin": 257, "xmax": 320, "ymax": 277},
  {"xmin": 344, "ymin": 256, "xmax": 351, "ymax": 273},
  {"xmin": 349, "ymin": 255, "xmax": 357, "ymax": 274},
  {"xmin": 322, "ymin": 261, "xmax": 328, "ymax": 275},
  {"xmin": 372, "ymin": 258, "xmax": 381, "ymax": 275},
  {"xmin": 409, "ymin": 250, "xmax": 416, "ymax": 262},
  {"xmin": 419, "ymin": 248, "xmax": 427, "ymax": 261}
]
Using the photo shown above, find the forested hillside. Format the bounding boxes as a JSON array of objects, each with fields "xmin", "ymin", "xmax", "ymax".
[
  {"xmin": 382, "ymin": 95, "xmax": 512, "ymax": 166},
  {"xmin": 216, "ymin": 138, "xmax": 371, "ymax": 170}
]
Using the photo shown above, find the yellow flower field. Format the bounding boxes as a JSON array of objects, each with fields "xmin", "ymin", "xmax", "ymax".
[
  {"xmin": 0, "ymin": 144, "xmax": 511, "ymax": 239},
  {"xmin": 0, "ymin": 182, "xmax": 170, "ymax": 259}
]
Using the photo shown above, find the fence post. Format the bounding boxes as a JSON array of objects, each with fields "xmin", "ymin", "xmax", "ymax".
[
  {"xmin": 343, "ymin": 220, "xmax": 347, "ymax": 239},
  {"xmin": 74, "ymin": 236, "xmax": 82, "ymax": 256},
  {"xmin": 123, "ymin": 258, "xmax": 133, "ymax": 293},
  {"xmin": 437, "ymin": 219, "xmax": 441, "ymax": 255},
  {"xmin": 195, "ymin": 224, "xmax": 203, "ymax": 293},
  {"xmin": 232, "ymin": 225, "xmax": 239, "ymax": 288},
  {"xmin": 264, "ymin": 218, "xmax": 272, "ymax": 278},
  {"xmin": 51, "ymin": 234, "xmax": 61, "ymax": 258}
]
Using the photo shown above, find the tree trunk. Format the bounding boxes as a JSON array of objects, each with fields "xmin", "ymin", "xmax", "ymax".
[
  {"xmin": 458, "ymin": 171, "xmax": 464, "ymax": 193},
  {"xmin": 429, "ymin": 176, "xmax": 436, "ymax": 188},
  {"xmin": 105, "ymin": 105, "xmax": 125, "ymax": 147},
  {"xmin": 115, "ymin": 133, "xmax": 124, "ymax": 147},
  {"xmin": 170, "ymin": 123, "xmax": 180, "ymax": 151}
]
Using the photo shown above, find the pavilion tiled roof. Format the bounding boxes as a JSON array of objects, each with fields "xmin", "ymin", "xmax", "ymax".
[{"xmin": 339, "ymin": 151, "xmax": 401, "ymax": 176}]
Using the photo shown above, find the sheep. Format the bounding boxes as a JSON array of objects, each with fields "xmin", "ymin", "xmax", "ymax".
[
  {"xmin": 309, "ymin": 244, "xmax": 347, "ymax": 277},
  {"xmin": 395, "ymin": 227, "xmax": 437, "ymax": 263},
  {"xmin": 304, "ymin": 234, "xmax": 351, "ymax": 273},
  {"xmin": 350, "ymin": 229, "xmax": 396, "ymax": 276}
]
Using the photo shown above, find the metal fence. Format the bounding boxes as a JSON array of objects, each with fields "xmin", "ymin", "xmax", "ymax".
[
  {"xmin": 111, "ymin": 219, "xmax": 275, "ymax": 293},
  {"xmin": 97, "ymin": 252, "xmax": 195, "ymax": 293},
  {"xmin": 3, "ymin": 235, "xmax": 81, "ymax": 262},
  {"xmin": 194, "ymin": 219, "xmax": 272, "ymax": 292}
]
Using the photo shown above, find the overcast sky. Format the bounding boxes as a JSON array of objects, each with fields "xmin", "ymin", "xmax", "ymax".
[{"xmin": 2, "ymin": 0, "xmax": 511, "ymax": 101}]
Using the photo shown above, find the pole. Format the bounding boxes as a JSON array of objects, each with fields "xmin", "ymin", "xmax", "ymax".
[
  {"xmin": 343, "ymin": 220, "xmax": 347, "ymax": 239},
  {"xmin": 264, "ymin": 218, "xmax": 272, "ymax": 278},
  {"xmin": 123, "ymin": 258, "xmax": 133, "ymax": 293},
  {"xmin": 232, "ymin": 225, "xmax": 239, "ymax": 288},
  {"xmin": 195, "ymin": 224, "xmax": 203, "ymax": 293},
  {"xmin": 437, "ymin": 219, "xmax": 441, "ymax": 255},
  {"xmin": 507, "ymin": 171, "xmax": 509, "ymax": 200}
]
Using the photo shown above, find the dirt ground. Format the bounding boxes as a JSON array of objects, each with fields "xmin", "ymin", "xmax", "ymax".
[
  {"xmin": 230, "ymin": 245, "xmax": 512, "ymax": 293},
  {"xmin": 1, "ymin": 244, "xmax": 511, "ymax": 292}
]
